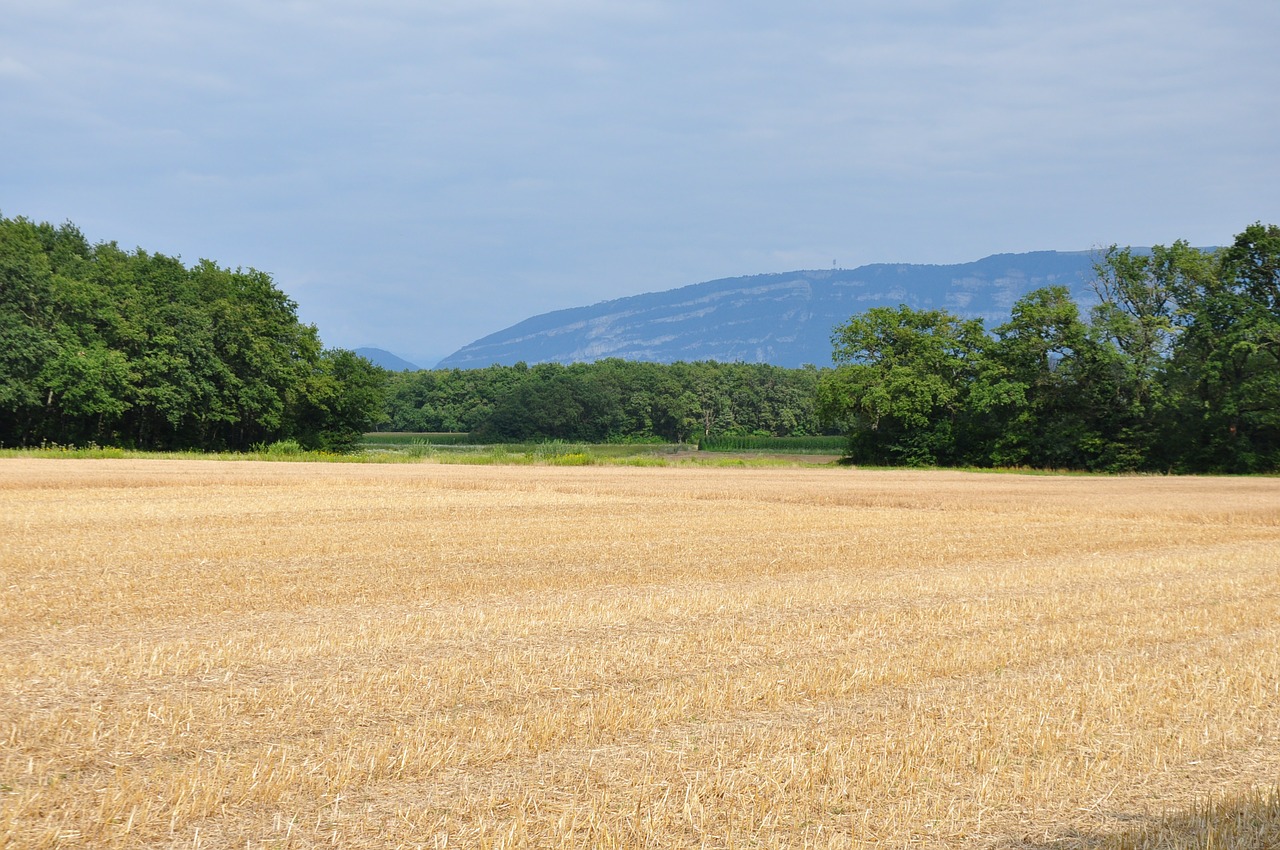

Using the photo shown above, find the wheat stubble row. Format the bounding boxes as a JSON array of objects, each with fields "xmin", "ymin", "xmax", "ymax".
[{"xmin": 2, "ymin": 459, "xmax": 1278, "ymax": 848}]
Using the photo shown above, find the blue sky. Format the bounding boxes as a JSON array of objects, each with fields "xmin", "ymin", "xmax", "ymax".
[{"xmin": 4, "ymin": 1, "xmax": 1277, "ymax": 366}]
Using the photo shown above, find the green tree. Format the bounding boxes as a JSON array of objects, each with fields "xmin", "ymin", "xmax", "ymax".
[
  {"xmin": 1082, "ymin": 243, "xmax": 1212, "ymax": 469},
  {"xmin": 474, "ymin": 363, "xmax": 585, "ymax": 441},
  {"xmin": 0, "ymin": 218, "xmax": 59, "ymax": 442},
  {"xmin": 1167, "ymin": 225, "xmax": 1280, "ymax": 471},
  {"xmin": 971, "ymin": 287, "xmax": 1079, "ymax": 467},
  {"xmin": 817, "ymin": 306, "xmax": 986, "ymax": 465},
  {"xmin": 288, "ymin": 350, "xmax": 388, "ymax": 452},
  {"xmin": 0, "ymin": 214, "xmax": 390, "ymax": 452}
]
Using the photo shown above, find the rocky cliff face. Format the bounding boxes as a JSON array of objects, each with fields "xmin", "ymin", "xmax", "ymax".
[{"xmin": 437, "ymin": 251, "xmax": 1102, "ymax": 369}]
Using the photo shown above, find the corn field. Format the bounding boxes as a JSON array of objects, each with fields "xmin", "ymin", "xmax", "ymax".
[{"xmin": 697, "ymin": 435, "xmax": 846, "ymax": 453}]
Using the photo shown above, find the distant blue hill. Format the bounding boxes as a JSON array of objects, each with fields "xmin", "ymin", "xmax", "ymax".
[
  {"xmin": 354, "ymin": 348, "xmax": 420, "ymax": 371},
  {"xmin": 437, "ymin": 250, "xmax": 1106, "ymax": 369}
]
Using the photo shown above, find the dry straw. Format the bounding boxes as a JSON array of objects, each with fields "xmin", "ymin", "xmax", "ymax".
[{"xmin": 2, "ymin": 459, "xmax": 1278, "ymax": 848}]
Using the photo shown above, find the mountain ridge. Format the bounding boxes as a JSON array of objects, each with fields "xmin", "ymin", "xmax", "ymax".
[
  {"xmin": 437, "ymin": 250, "xmax": 1105, "ymax": 369},
  {"xmin": 354, "ymin": 348, "xmax": 421, "ymax": 371}
]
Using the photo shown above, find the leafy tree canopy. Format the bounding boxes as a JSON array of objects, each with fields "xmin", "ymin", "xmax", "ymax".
[
  {"xmin": 0, "ymin": 215, "xmax": 384, "ymax": 451},
  {"xmin": 817, "ymin": 224, "xmax": 1280, "ymax": 473}
]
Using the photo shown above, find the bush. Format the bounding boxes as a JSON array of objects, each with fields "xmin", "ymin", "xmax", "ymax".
[{"xmin": 262, "ymin": 439, "xmax": 305, "ymax": 456}]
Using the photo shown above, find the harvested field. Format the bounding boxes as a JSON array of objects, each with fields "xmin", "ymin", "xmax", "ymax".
[{"xmin": 2, "ymin": 459, "xmax": 1279, "ymax": 848}]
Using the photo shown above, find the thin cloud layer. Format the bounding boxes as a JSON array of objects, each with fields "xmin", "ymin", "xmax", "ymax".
[{"xmin": 3, "ymin": 0, "xmax": 1276, "ymax": 364}]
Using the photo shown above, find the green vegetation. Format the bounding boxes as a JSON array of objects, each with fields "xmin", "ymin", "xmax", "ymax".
[
  {"xmin": 5, "ymin": 213, "xmax": 1275, "ymax": 473},
  {"xmin": 698, "ymin": 434, "xmax": 846, "ymax": 453},
  {"xmin": 362, "ymin": 432, "xmax": 475, "ymax": 447},
  {"xmin": 358, "ymin": 438, "xmax": 704, "ymax": 466},
  {"xmin": 379, "ymin": 360, "xmax": 828, "ymax": 443},
  {"xmin": 354, "ymin": 437, "xmax": 823, "ymax": 466},
  {"xmin": 0, "ymin": 215, "xmax": 384, "ymax": 452},
  {"xmin": 1, "ymin": 442, "xmax": 369, "ymax": 463},
  {"xmin": 817, "ymin": 224, "xmax": 1280, "ymax": 473}
]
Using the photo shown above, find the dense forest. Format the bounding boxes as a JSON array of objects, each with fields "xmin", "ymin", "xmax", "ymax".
[
  {"xmin": 379, "ymin": 360, "xmax": 826, "ymax": 442},
  {"xmin": 817, "ymin": 225, "xmax": 1280, "ymax": 473},
  {"xmin": 3, "ymin": 214, "xmax": 1277, "ymax": 473},
  {"xmin": 382, "ymin": 224, "xmax": 1279, "ymax": 473},
  {"xmin": 0, "ymin": 216, "xmax": 385, "ymax": 451}
]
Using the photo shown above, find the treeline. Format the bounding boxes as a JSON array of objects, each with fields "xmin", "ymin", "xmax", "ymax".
[
  {"xmin": 817, "ymin": 224, "xmax": 1280, "ymax": 473},
  {"xmin": 0, "ymin": 216, "xmax": 384, "ymax": 451},
  {"xmin": 6, "ymin": 212, "xmax": 1276, "ymax": 473},
  {"xmin": 380, "ymin": 360, "xmax": 827, "ymax": 443}
]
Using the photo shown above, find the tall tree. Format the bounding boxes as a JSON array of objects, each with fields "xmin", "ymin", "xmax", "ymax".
[
  {"xmin": 1169, "ymin": 226, "xmax": 1280, "ymax": 471},
  {"xmin": 970, "ymin": 286, "xmax": 1094, "ymax": 468},
  {"xmin": 288, "ymin": 349, "xmax": 387, "ymax": 452},
  {"xmin": 0, "ymin": 218, "xmax": 59, "ymax": 442},
  {"xmin": 0, "ymin": 214, "xmax": 388, "ymax": 451},
  {"xmin": 817, "ymin": 306, "xmax": 986, "ymax": 465},
  {"xmin": 1083, "ymin": 242, "xmax": 1217, "ymax": 470}
]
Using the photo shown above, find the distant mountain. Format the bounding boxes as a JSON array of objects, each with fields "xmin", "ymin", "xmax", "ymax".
[
  {"xmin": 354, "ymin": 348, "xmax": 420, "ymax": 371},
  {"xmin": 437, "ymin": 251, "xmax": 1105, "ymax": 369}
]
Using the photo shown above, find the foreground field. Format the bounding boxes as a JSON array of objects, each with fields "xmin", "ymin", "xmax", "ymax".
[{"xmin": 2, "ymin": 460, "xmax": 1278, "ymax": 848}]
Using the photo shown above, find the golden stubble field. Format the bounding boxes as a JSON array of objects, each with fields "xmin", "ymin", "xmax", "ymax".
[{"xmin": 2, "ymin": 459, "xmax": 1279, "ymax": 849}]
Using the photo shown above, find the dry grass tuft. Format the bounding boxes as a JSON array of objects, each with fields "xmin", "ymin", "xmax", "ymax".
[{"xmin": 2, "ymin": 460, "xmax": 1278, "ymax": 848}]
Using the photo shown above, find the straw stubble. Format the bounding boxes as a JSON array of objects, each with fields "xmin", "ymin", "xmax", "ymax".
[{"xmin": 2, "ymin": 460, "xmax": 1278, "ymax": 848}]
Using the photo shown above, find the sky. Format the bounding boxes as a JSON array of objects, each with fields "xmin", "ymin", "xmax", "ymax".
[{"xmin": 3, "ymin": 1, "xmax": 1278, "ymax": 367}]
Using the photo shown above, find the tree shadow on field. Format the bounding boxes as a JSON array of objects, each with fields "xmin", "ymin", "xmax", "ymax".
[{"xmin": 995, "ymin": 786, "xmax": 1280, "ymax": 850}]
